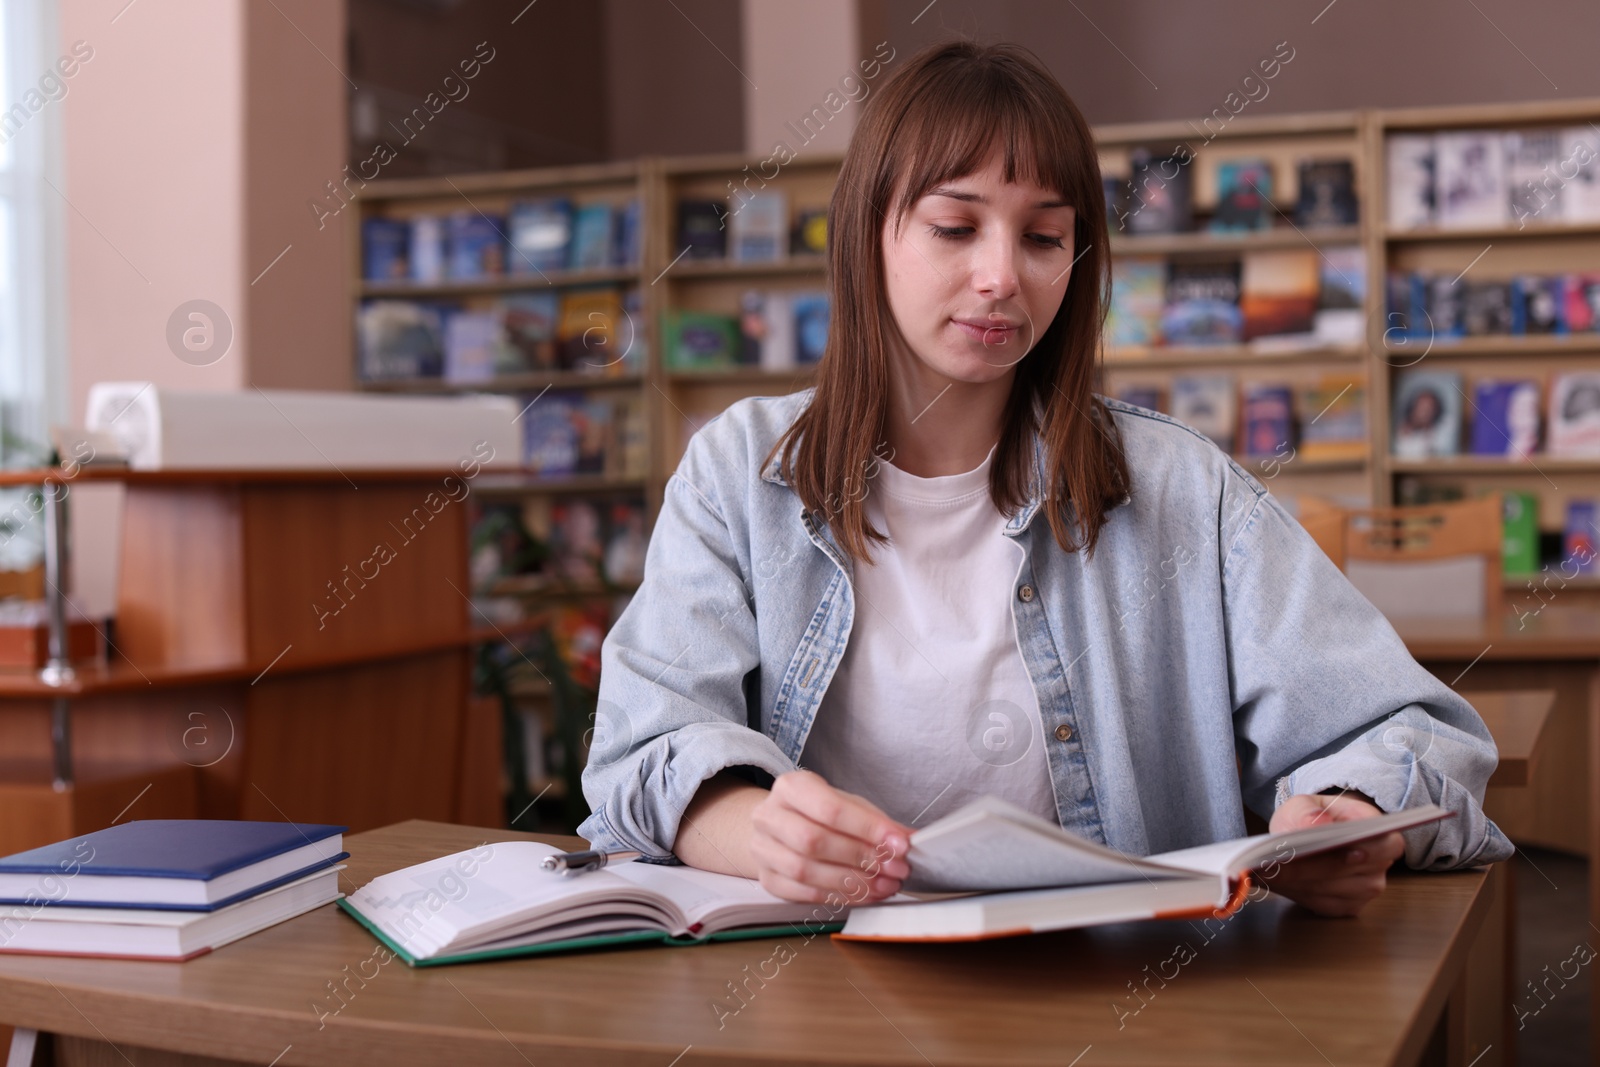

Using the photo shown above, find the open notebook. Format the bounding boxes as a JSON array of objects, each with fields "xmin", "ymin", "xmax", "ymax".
[{"xmin": 838, "ymin": 796, "xmax": 1452, "ymax": 941}]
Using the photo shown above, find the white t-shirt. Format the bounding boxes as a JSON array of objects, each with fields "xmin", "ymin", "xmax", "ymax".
[{"xmin": 797, "ymin": 443, "xmax": 1060, "ymax": 828}]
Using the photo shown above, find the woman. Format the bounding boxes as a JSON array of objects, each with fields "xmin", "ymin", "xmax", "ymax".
[{"xmin": 579, "ymin": 40, "xmax": 1510, "ymax": 917}]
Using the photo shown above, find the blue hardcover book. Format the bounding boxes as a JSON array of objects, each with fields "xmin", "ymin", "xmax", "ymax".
[
  {"xmin": 522, "ymin": 390, "xmax": 583, "ymax": 476},
  {"xmin": 569, "ymin": 203, "xmax": 615, "ymax": 271},
  {"xmin": 792, "ymin": 290, "xmax": 831, "ymax": 364},
  {"xmin": 508, "ymin": 197, "xmax": 572, "ymax": 275},
  {"xmin": 613, "ymin": 197, "xmax": 642, "ymax": 268},
  {"xmin": 0, "ymin": 820, "xmax": 347, "ymax": 911},
  {"xmin": 447, "ymin": 211, "xmax": 506, "ymax": 279},
  {"xmin": 361, "ymin": 218, "xmax": 410, "ymax": 282}
]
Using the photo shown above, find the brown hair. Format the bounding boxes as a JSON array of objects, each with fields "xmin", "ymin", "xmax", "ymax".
[{"xmin": 763, "ymin": 38, "xmax": 1129, "ymax": 564}]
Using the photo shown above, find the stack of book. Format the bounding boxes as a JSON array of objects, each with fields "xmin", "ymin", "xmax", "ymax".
[{"xmin": 0, "ymin": 820, "xmax": 347, "ymax": 960}]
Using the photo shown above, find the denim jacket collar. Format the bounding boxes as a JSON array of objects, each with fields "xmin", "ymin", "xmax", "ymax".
[{"xmin": 759, "ymin": 400, "xmax": 1051, "ymax": 537}]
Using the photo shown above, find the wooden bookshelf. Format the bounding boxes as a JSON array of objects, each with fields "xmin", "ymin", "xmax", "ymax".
[
  {"xmin": 1368, "ymin": 97, "xmax": 1600, "ymax": 547},
  {"xmin": 1094, "ymin": 111, "xmax": 1373, "ymax": 514}
]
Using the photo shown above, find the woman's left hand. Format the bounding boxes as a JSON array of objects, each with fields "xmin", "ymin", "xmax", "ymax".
[{"xmin": 1256, "ymin": 792, "xmax": 1406, "ymax": 917}]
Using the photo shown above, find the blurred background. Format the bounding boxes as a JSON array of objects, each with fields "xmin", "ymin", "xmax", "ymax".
[{"xmin": 0, "ymin": 3, "xmax": 1595, "ymax": 1062}]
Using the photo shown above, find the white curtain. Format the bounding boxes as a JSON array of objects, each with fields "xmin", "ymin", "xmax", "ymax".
[{"xmin": 0, "ymin": 0, "xmax": 67, "ymax": 570}]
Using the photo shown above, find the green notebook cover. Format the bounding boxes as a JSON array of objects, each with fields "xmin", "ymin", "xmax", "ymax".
[{"xmin": 336, "ymin": 896, "xmax": 844, "ymax": 968}]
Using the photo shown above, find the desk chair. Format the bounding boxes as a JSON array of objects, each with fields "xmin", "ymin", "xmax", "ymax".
[{"xmin": 1298, "ymin": 495, "xmax": 1505, "ymax": 622}]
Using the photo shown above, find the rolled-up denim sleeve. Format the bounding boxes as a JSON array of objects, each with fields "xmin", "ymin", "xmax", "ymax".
[
  {"xmin": 1221, "ymin": 476, "xmax": 1515, "ymax": 871},
  {"xmin": 577, "ymin": 462, "xmax": 795, "ymax": 858}
]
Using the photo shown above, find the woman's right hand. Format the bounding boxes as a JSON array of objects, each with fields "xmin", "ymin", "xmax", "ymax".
[{"xmin": 748, "ymin": 770, "xmax": 912, "ymax": 904}]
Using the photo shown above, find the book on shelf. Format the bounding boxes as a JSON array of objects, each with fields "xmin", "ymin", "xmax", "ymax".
[
  {"xmin": 1170, "ymin": 374, "xmax": 1236, "ymax": 453},
  {"xmin": 549, "ymin": 499, "xmax": 606, "ymax": 583},
  {"xmin": 1314, "ymin": 247, "xmax": 1366, "ymax": 345},
  {"xmin": 678, "ymin": 199, "xmax": 729, "ymax": 259},
  {"xmin": 1295, "ymin": 158, "xmax": 1359, "ymax": 228},
  {"xmin": 1513, "ymin": 275, "xmax": 1566, "ymax": 334},
  {"xmin": 443, "ymin": 310, "xmax": 502, "ymax": 384},
  {"xmin": 1102, "ymin": 173, "xmax": 1131, "ymax": 231},
  {"xmin": 557, "ymin": 287, "xmax": 626, "ymax": 372},
  {"xmin": 729, "ymin": 190, "xmax": 788, "ymax": 262},
  {"xmin": 0, "ymin": 820, "xmax": 347, "ymax": 960},
  {"xmin": 1161, "ymin": 261, "xmax": 1242, "ymax": 346},
  {"xmin": 1297, "ymin": 376, "xmax": 1367, "ymax": 462},
  {"xmin": 507, "ymin": 197, "xmax": 573, "ymax": 275},
  {"xmin": 1386, "ymin": 134, "xmax": 1436, "ymax": 230},
  {"xmin": 519, "ymin": 390, "xmax": 646, "ymax": 479},
  {"xmin": 1434, "ymin": 130, "xmax": 1508, "ymax": 229},
  {"xmin": 1392, "ymin": 369, "xmax": 1464, "ymax": 459},
  {"xmin": 663, "ymin": 308, "xmax": 741, "ymax": 370},
  {"xmin": 1424, "ymin": 273, "xmax": 1464, "ymax": 339},
  {"xmin": 1240, "ymin": 382, "xmax": 1295, "ymax": 459},
  {"xmin": 499, "ymin": 291, "xmax": 562, "ymax": 372},
  {"xmin": 792, "ymin": 290, "xmax": 831, "ymax": 363},
  {"xmin": 1106, "ymin": 256, "xmax": 1165, "ymax": 348},
  {"xmin": 1210, "ymin": 158, "xmax": 1273, "ymax": 232},
  {"xmin": 791, "ymin": 206, "xmax": 828, "ymax": 257},
  {"xmin": 1564, "ymin": 501, "xmax": 1598, "ymax": 574},
  {"xmin": 337, "ymin": 796, "xmax": 1448, "ymax": 962},
  {"xmin": 1469, "ymin": 380, "xmax": 1541, "ymax": 457},
  {"xmin": 357, "ymin": 300, "xmax": 446, "ymax": 381},
  {"xmin": 446, "ymin": 210, "xmax": 506, "ymax": 279},
  {"xmin": 1564, "ymin": 274, "xmax": 1600, "ymax": 331},
  {"xmin": 569, "ymin": 202, "xmax": 616, "ymax": 271},
  {"xmin": 739, "ymin": 289, "xmax": 796, "ymax": 369},
  {"xmin": 410, "ymin": 215, "xmax": 446, "ymax": 283},
  {"xmin": 1385, "ymin": 270, "xmax": 1424, "ymax": 339},
  {"xmin": 1461, "ymin": 280, "xmax": 1514, "ymax": 336},
  {"xmin": 1549, "ymin": 372, "xmax": 1600, "ymax": 456},
  {"xmin": 1561, "ymin": 127, "xmax": 1600, "ymax": 221},
  {"xmin": 1126, "ymin": 147, "xmax": 1194, "ymax": 235},
  {"xmin": 1505, "ymin": 128, "xmax": 1565, "ymax": 227},
  {"xmin": 1239, "ymin": 249, "xmax": 1318, "ymax": 342},
  {"xmin": 362, "ymin": 218, "xmax": 411, "ymax": 282},
  {"xmin": 604, "ymin": 499, "xmax": 649, "ymax": 585},
  {"xmin": 1502, "ymin": 490, "xmax": 1539, "ymax": 575},
  {"xmin": 614, "ymin": 196, "xmax": 642, "ymax": 268}
]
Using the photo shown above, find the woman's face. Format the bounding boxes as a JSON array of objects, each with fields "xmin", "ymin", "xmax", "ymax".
[{"xmin": 880, "ymin": 150, "xmax": 1077, "ymax": 386}]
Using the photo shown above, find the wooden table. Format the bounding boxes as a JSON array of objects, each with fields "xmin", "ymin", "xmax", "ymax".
[
  {"xmin": 1467, "ymin": 690, "xmax": 1555, "ymax": 788},
  {"xmin": 1395, "ymin": 606, "xmax": 1600, "ymax": 1062},
  {"xmin": 0, "ymin": 820, "xmax": 1500, "ymax": 1067}
]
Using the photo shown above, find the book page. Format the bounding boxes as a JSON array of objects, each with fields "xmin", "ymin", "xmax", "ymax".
[
  {"xmin": 606, "ymin": 860, "xmax": 825, "ymax": 932},
  {"xmin": 347, "ymin": 841, "xmax": 672, "ymax": 956},
  {"xmin": 1148, "ymin": 804, "xmax": 1452, "ymax": 876},
  {"xmin": 905, "ymin": 798, "xmax": 1195, "ymax": 892}
]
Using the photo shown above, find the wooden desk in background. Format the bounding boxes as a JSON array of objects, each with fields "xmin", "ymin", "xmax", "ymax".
[
  {"xmin": 0, "ymin": 821, "xmax": 1502, "ymax": 1067},
  {"xmin": 1396, "ymin": 605, "xmax": 1600, "ymax": 1060}
]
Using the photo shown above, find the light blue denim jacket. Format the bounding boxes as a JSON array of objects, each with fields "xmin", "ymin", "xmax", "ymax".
[{"xmin": 579, "ymin": 387, "xmax": 1513, "ymax": 871}]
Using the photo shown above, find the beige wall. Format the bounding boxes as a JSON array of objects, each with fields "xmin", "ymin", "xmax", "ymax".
[
  {"xmin": 742, "ymin": 0, "xmax": 859, "ymax": 156},
  {"xmin": 871, "ymin": 0, "xmax": 1600, "ymax": 124},
  {"xmin": 59, "ymin": 0, "xmax": 248, "ymax": 417}
]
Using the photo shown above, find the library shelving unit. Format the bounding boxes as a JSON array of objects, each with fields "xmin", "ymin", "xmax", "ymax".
[
  {"xmin": 350, "ymin": 161, "xmax": 657, "ymax": 826},
  {"xmin": 1369, "ymin": 98, "xmax": 1600, "ymax": 608},
  {"xmin": 1094, "ymin": 111, "xmax": 1376, "ymax": 512},
  {"xmin": 646, "ymin": 150, "xmax": 840, "ymax": 482}
]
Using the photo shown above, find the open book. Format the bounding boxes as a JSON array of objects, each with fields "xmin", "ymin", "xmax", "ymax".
[
  {"xmin": 340, "ymin": 800, "xmax": 1451, "ymax": 963},
  {"xmin": 837, "ymin": 796, "xmax": 1452, "ymax": 942},
  {"xmin": 339, "ymin": 841, "xmax": 840, "ymax": 966}
]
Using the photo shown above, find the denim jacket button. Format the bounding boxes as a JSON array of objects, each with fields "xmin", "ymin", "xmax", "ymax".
[
  {"xmin": 1018, "ymin": 584, "xmax": 1035, "ymax": 602},
  {"xmin": 1054, "ymin": 723, "xmax": 1073, "ymax": 742}
]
